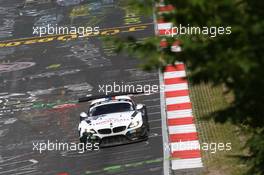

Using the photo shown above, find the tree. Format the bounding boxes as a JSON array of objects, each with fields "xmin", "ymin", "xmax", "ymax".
[{"xmin": 112, "ymin": 0, "xmax": 264, "ymax": 174}]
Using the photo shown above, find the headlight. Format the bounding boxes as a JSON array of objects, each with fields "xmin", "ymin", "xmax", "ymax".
[
  {"xmin": 90, "ymin": 129, "xmax": 97, "ymax": 134},
  {"xmin": 128, "ymin": 120, "xmax": 140, "ymax": 129},
  {"xmin": 85, "ymin": 129, "xmax": 97, "ymax": 134}
]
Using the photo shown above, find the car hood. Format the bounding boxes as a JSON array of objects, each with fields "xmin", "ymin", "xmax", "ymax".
[{"xmin": 90, "ymin": 111, "xmax": 137, "ymax": 129}]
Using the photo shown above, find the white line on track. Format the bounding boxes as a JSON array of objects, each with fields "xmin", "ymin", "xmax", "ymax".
[
  {"xmin": 148, "ymin": 111, "xmax": 161, "ymax": 115},
  {"xmin": 147, "ymin": 104, "xmax": 161, "ymax": 108},
  {"xmin": 149, "ymin": 119, "xmax": 161, "ymax": 123},
  {"xmin": 126, "ymin": 78, "xmax": 159, "ymax": 84}
]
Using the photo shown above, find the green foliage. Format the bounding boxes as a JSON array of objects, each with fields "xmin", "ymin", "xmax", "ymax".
[
  {"xmin": 112, "ymin": 0, "xmax": 264, "ymax": 174},
  {"xmin": 243, "ymin": 128, "xmax": 264, "ymax": 175}
]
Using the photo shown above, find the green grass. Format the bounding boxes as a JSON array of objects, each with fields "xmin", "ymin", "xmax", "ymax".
[{"xmin": 190, "ymin": 83, "xmax": 247, "ymax": 175}]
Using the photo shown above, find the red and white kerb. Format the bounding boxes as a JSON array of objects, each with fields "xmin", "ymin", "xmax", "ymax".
[
  {"xmin": 163, "ymin": 63, "xmax": 203, "ymax": 170},
  {"xmin": 156, "ymin": 2, "xmax": 203, "ymax": 170}
]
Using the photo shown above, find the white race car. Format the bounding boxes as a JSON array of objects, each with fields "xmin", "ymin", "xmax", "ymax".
[{"xmin": 78, "ymin": 94, "xmax": 149, "ymax": 147}]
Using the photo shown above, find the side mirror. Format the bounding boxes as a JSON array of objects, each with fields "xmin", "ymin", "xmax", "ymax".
[
  {"xmin": 136, "ymin": 104, "xmax": 144, "ymax": 110},
  {"xmin": 80, "ymin": 112, "xmax": 88, "ymax": 121}
]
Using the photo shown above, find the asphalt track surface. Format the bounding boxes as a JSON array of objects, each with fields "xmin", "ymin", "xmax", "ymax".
[{"xmin": 0, "ymin": 0, "xmax": 163, "ymax": 175}]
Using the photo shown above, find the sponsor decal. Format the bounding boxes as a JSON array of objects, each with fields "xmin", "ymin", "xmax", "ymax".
[{"xmin": 93, "ymin": 117, "xmax": 131, "ymax": 125}]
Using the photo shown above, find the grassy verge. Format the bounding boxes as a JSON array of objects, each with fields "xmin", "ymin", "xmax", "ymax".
[{"xmin": 190, "ymin": 83, "xmax": 247, "ymax": 175}]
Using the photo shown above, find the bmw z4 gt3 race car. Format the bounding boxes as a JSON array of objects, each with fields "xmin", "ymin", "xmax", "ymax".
[{"xmin": 78, "ymin": 94, "xmax": 149, "ymax": 147}]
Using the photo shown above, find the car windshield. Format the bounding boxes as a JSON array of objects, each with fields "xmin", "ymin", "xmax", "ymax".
[{"xmin": 90, "ymin": 102, "xmax": 133, "ymax": 116}]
